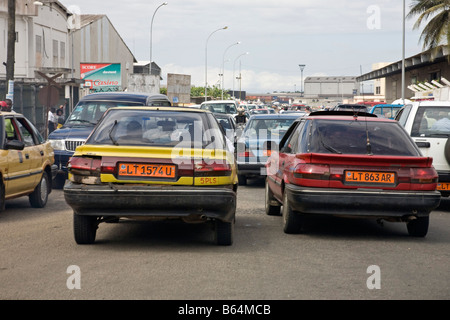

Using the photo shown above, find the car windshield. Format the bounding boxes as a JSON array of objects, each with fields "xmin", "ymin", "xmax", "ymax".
[
  {"xmin": 410, "ymin": 106, "xmax": 450, "ymax": 137},
  {"xmin": 308, "ymin": 119, "xmax": 419, "ymax": 156},
  {"xmin": 201, "ymin": 103, "xmax": 237, "ymax": 114},
  {"xmin": 88, "ymin": 109, "xmax": 225, "ymax": 149},
  {"xmin": 66, "ymin": 101, "xmax": 144, "ymax": 126},
  {"xmin": 244, "ymin": 118, "xmax": 297, "ymax": 140}
]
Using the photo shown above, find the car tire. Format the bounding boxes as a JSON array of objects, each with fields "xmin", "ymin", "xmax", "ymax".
[
  {"xmin": 29, "ymin": 172, "xmax": 49, "ymax": 208},
  {"xmin": 73, "ymin": 213, "xmax": 98, "ymax": 244},
  {"xmin": 444, "ymin": 138, "xmax": 450, "ymax": 165},
  {"xmin": 265, "ymin": 178, "xmax": 281, "ymax": 216},
  {"xmin": 282, "ymin": 192, "xmax": 303, "ymax": 234},
  {"xmin": 214, "ymin": 219, "xmax": 234, "ymax": 246},
  {"xmin": 406, "ymin": 216, "xmax": 429, "ymax": 237},
  {"xmin": 0, "ymin": 181, "xmax": 5, "ymax": 212},
  {"xmin": 238, "ymin": 174, "xmax": 247, "ymax": 186}
]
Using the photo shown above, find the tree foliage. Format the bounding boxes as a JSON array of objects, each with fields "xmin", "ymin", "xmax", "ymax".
[
  {"xmin": 407, "ymin": 0, "xmax": 450, "ymax": 53},
  {"xmin": 190, "ymin": 85, "xmax": 231, "ymax": 99}
]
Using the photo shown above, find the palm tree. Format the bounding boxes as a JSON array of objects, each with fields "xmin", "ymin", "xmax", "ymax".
[{"xmin": 407, "ymin": 0, "xmax": 450, "ymax": 53}]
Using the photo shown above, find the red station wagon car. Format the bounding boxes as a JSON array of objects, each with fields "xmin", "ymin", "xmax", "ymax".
[{"xmin": 265, "ymin": 111, "xmax": 441, "ymax": 237}]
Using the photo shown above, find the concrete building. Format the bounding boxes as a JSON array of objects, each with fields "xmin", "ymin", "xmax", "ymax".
[
  {"xmin": 357, "ymin": 45, "xmax": 450, "ymax": 102},
  {"xmin": 303, "ymin": 76, "xmax": 359, "ymax": 103},
  {"xmin": 0, "ymin": 0, "xmax": 138, "ymax": 133}
]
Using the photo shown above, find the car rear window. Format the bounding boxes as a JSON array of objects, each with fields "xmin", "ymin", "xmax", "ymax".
[
  {"xmin": 88, "ymin": 109, "xmax": 226, "ymax": 149},
  {"xmin": 306, "ymin": 119, "xmax": 420, "ymax": 156},
  {"xmin": 201, "ymin": 103, "xmax": 237, "ymax": 114},
  {"xmin": 410, "ymin": 106, "xmax": 450, "ymax": 137},
  {"xmin": 244, "ymin": 118, "xmax": 297, "ymax": 140},
  {"xmin": 66, "ymin": 101, "xmax": 145, "ymax": 125}
]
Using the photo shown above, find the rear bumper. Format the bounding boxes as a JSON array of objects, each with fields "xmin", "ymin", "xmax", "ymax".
[
  {"xmin": 64, "ymin": 181, "xmax": 236, "ymax": 222},
  {"xmin": 237, "ymin": 163, "xmax": 266, "ymax": 177},
  {"xmin": 285, "ymin": 184, "xmax": 441, "ymax": 218}
]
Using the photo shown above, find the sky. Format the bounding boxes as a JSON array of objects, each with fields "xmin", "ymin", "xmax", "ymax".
[{"xmin": 59, "ymin": 0, "xmax": 427, "ymax": 94}]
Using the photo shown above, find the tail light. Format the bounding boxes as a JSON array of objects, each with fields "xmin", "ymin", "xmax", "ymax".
[
  {"xmin": 194, "ymin": 160, "xmax": 231, "ymax": 177},
  {"xmin": 292, "ymin": 163, "xmax": 332, "ymax": 187},
  {"xmin": 237, "ymin": 150, "xmax": 255, "ymax": 158},
  {"xmin": 410, "ymin": 167, "xmax": 438, "ymax": 184},
  {"xmin": 68, "ymin": 156, "xmax": 101, "ymax": 176},
  {"xmin": 294, "ymin": 164, "xmax": 330, "ymax": 180}
]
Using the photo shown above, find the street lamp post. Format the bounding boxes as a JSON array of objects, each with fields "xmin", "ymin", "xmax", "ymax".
[
  {"xmin": 150, "ymin": 2, "xmax": 168, "ymax": 76},
  {"xmin": 221, "ymin": 41, "xmax": 240, "ymax": 99},
  {"xmin": 401, "ymin": 0, "xmax": 405, "ymax": 104},
  {"xmin": 299, "ymin": 64, "xmax": 305, "ymax": 97},
  {"xmin": 233, "ymin": 52, "xmax": 249, "ymax": 99},
  {"xmin": 205, "ymin": 26, "xmax": 228, "ymax": 101}
]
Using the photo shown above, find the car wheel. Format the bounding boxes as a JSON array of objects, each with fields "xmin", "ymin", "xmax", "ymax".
[
  {"xmin": 214, "ymin": 219, "xmax": 234, "ymax": 246},
  {"xmin": 238, "ymin": 174, "xmax": 247, "ymax": 186},
  {"xmin": 282, "ymin": 192, "xmax": 303, "ymax": 234},
  {"xmin": 444, "ymin": 138, "xmax": 450, "ymax": 165},
  {"xmin": 73, "ymin": 213, "xmax": 98, "ymax": 244},
  {"xmin": 0, "ymin": 181, "xmax": 5, "ymax": 212},
  {"xmin": 265, "ymin": 178, "xmax": 280, "ymax": 216},
  {"xmin": 407, "ymin": 216, "xmax": 429, "ymax": 237},
  {"xmin": 29, "ymin": 172, "xmax": 49, "ymax": 208}
]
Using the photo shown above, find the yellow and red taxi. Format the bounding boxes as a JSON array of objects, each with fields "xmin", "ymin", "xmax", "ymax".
[
  {"xmin": 64, "ymin": 107, "xmax": 238, "ymax": 245},
  {"xmin": 1, "ymin": 111, "xmax": 55, "ymax": 211},
  {"xmin": 265, "ymin": 111, "xmax": 441, "ymax": 237}
]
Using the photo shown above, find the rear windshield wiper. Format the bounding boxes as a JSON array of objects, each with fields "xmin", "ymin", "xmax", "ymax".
[
  {"xmin": 109, "ymin": 120, "xmax": 119, "ymax": 146},
  {"xmin": 318, "ymin": 131, "xmax": 342, "ymax": 154},
  {"xmin": 321, "ymin": 139, "xmax": 342, "ymax": 154}
]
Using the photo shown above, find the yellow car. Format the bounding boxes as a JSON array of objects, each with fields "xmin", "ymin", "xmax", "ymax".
[
  {"xmin": 0, "ymin": 111, "xmax": 56, "ymax": 211},
  {"xmin": 64, "ymin": 107, "xmax": 238, "ymax": 245}
]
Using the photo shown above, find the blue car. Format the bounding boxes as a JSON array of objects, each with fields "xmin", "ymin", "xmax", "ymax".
[
  {"xmin": 369, "ymin": 104, "xmax": 403, "ymax": 119},
  {"xmin": 48, "ymin": 92, "xmax": 171, "ymax": 188},
  {"xmin": 236, "ymin": 114, "xmax": 302, "ymax": 185}
]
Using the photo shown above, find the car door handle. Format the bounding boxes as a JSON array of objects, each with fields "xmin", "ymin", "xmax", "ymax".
[
  {"xmin": 25, "ymin": 153, "xmax": 30, "ymax": 159},
  {"xmin": 40, "ymin": 150, "xmax": 44, "ymax": 156},
  {"xmin": 415, "ymin": 141, "xmax": 430, "ymax": 148}
]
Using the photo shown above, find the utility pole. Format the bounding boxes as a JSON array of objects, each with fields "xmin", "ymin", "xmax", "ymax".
[{"xmin": 6, "ymin": 0, "xmax": 16, "ymax": 82}]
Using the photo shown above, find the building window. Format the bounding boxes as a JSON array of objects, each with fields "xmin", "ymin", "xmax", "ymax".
[
  {"xmin": 429, "ymin": 71, "xmax": 441, "ymax": 82},
  {"xmin": 375, "ymin": 86, "xmax": 381, "ymax": 95},
  {"xmin": 60, "ymin": 41, "xmax": 66, "ymax": 67},
  {"xmin": 36, "ymin": 35, "xmax": 42, "ymax": 67},
  {"xmin": 53, "ymin": 40, "xmax": 58, "ymax": 67}
]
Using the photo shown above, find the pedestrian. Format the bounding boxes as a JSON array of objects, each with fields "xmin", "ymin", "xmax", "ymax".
[
  {"xmin": 235, "ymin": 107, "xmax": 247, "ymax": 125},
  {"xmin": 48, "ymin": 107, "xmax": 57, "ymax": 134},
  {"xmin": 56, "ymin": 108, "xmax": 65, "ymax": 129},
  {"xmin": 5, "ymin": 98, "xmax": 13, "ymax": 112},
  {"xmin": 0, "ymin": 101, "xmax": 7, "ymax": 111},
  {"xmin": 305, "ymin": 106, "xmax": 311, "ymax": 115}
]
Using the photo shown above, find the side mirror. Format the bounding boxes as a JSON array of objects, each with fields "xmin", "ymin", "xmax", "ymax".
[{"xmin": 5, "ymin": 140, "xmax": 25, "ymax": 151}]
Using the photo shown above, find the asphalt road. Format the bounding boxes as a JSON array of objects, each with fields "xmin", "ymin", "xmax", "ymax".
[{"xmin": 0, "ymin": 178, "xmax": 449, "ymax": 300}]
